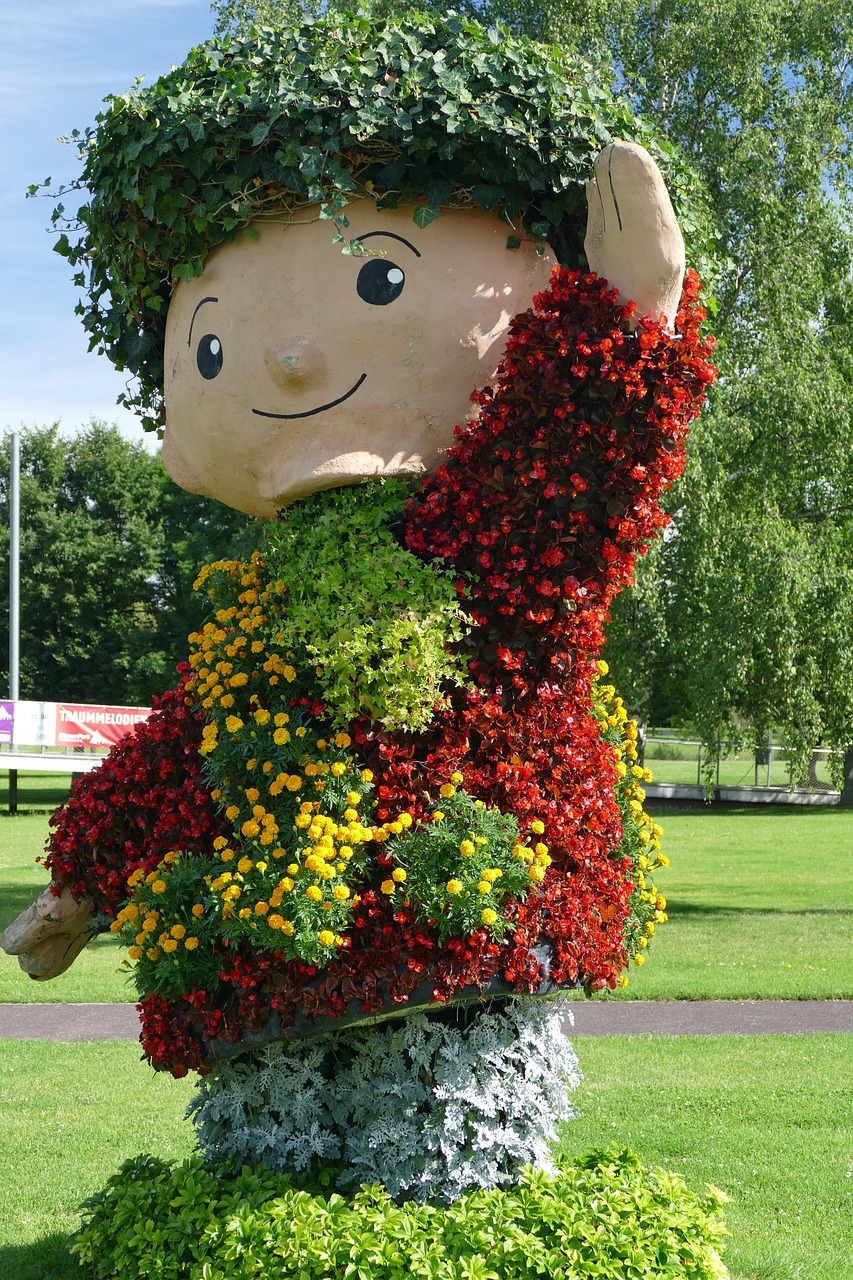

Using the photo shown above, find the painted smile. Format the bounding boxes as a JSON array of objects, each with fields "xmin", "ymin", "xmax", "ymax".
[{"xmin": 252, "ymin": 373, "xmax": 367, "ymax": 420}]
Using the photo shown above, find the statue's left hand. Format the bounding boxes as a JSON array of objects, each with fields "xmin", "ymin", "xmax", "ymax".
[{"xmin": 1, "ymin": 885, "xmax": 97, "ymax": 980}]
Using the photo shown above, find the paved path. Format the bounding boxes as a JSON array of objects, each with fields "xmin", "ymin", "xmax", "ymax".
[{"xmin": 0, "ymin": 999, "xmax": 850, "ymax": 1040}]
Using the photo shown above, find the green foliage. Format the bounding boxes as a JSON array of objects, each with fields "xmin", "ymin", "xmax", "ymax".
[
  {"xmin": 0, "ymin": 423, "xmax": 163, "ymax": 705},
  {"xmin": 265, "ymin": 481, "xmax": 470, "ymax": 731},
  {"xmin": 491, "ymin": 0, "xmax": 853, "ymax": 777},
  {"xmin": 385, "ymin": 786, "xmax": 541, "ymax": 942},
  {"xmin": 71, "ymin": 1147, "xmax": 729, "ymax": 1280},
  {"xmin": 46, "ymin": 7, "xmax": 706, "ymax": 430},
  {"xmin": 0, "ymin": 424, "xmax": 258, "ymax": 706}
]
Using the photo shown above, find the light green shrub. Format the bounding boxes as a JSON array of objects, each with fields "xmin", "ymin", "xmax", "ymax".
[{"xmin": 72, "ymin": 1146, "xmax": 728, "ymax": 1280}]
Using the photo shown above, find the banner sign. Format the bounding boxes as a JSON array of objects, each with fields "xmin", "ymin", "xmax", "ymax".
[
  {"xmin": 11, "ymin": 701, "xmax": 56, "ymax": 748},
  {"xmin": 1, "ymin": 701, "xmax": 150, "ymax": 750},
  {"xmin": 55, "ymin": 704, "xmax": 151, "ymax": 749},
  {"xmin": 0, "ymin": 701, "xmax": 12, "ymax": 746}
]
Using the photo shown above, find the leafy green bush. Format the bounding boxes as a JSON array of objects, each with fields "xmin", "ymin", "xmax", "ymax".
[
  {"xmin": 72, "ymin": 1147, "xmax": 729, "ymax": 1280},
  {"xmin": 264, "ymin": 480, "xmax": 470, "ymax": 730}
]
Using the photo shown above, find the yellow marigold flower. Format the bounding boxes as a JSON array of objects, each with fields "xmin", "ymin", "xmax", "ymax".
[
  {"xmin": 346, "ymin": 791, "xmax": 361, "ymax": 806},
  {"xmin": 450, "ymin": 772, "xmax": 463, "ymax": 785},
  {"xmin": 146, "ymin": 947, "xmax": 161, "ymax": 961},
  {"xmin": 333, "ymin": 885, "xmax": 350, "ymax": 901},
  {"xmin": 229, "ymin": 672, "xmax": 249, "ymax": 688},
  {"xmin": 184, "ymin": 937, "xmax": 199, "ymax": 951},
  {"xmin": 645, "ymin": 922, "xmax": 655, "ymax": 936},
  {"xmin": 459, "ymin": 840, "xmax": 475, "ymax": 857},
  {"xmin": 142, "ymin": 917, "xmax": 158, "ymax": 933},
  {"xmin": 481, "ymin": 908, "xmax": 498, "ymax": 926},
  {"xmin": 273, "ymin": 728, "xmax": 290, "ymax": 746},
  {"xmin": 433, "ymin": 810, "xmax": 445, "ymax": 822},
  {"xmin": 617, "ymin": 974, "xmax": 628, "ymax": 988},
  {"xmin": 162, "ymin": 939, "xmax": 178, "ymax": 954},
  {"xmin": 398, "ymin": 812, "xmax": 413, "ymax": 829},
  {"xmin": 344, "ymin": 807, "xmax": 358, "ymax": 821},
  {"xmin": 530, "ymin": 819, "xmax": 545, "ymax": 835},
  {"xmin": 282, "ymin": 666, "xmax": 297, "ymax": 682},
  {"xmin": 597, "ymin": 659, "xmax": 609, "ymax": 676},
  {"xmin": 281, "ymin": 919, "xmax": 296, "ymax": 935},
  {"xmin": 152, "ymin": 880, "xmax": 166, "ymax": 895},
  {"xmin": 528, "ymin": 866, "xmax": 546, "ymax": 883},
  {"xmin": 380, "ymin": 879, "xmax": 396, "ymax": 895},
  {"xmin": 244, "ymin": 788, "xmax": 260, "ymax": 804},
  {"xmin": 109, "ymin": 920, "xmax": 122, "ymax": 933},
  {"xmin": 220, "ymin": 848, "xmax": 234, "ymax": 862},
  {"xmin": 241, "ymin": 821, "xmax": 260, "ymax": 839},
  {"xmin": 237, "ymin": 856, "xmax": 254, "ymax": 874},
  {"xmin": 254, "ymin": 901, "xmax": 270, "ymax": 916},
  {"xmin": 286, "ymin": 775, "xmax": 302, "ymax": 792},
  {"xmin": 191, "ymin": 904, "xmax": 204, "ymax": 919},
  {"xmin": 295, "ymin": 725, "xmax": 307, "ymax": 737},
  {"xmin": 213, "ymin": 836, "xmax": 229, "ymax": 851},
  {"xmin": 267, "ymin": 914, "xmax": 284, "ymax": 930},
  {"xmin": 391, "ymin": 868, "xmax": 407, "ymax": 883},
  {"xmin": 306, "ymin": 885, "xmax": 323, "ymax": 902},
  {"xmin": 225, "ymin": 715, "xmax": 244, "ymax": 733},
  {"xmin": 331, "ymin": 762, "xmax": 346, "ymax": 777},
  {"xmin": 634, "ymin": 953, "xmax": 645, "ymax": 966},
  {"xmin": 477, "ymin": 880, "xmax": 491, "ymax": 895},
  {"xmin": 446, "ymin": 879, "xmax": 463, "ymax": 895},
  {"xmin": 128, "ymin": 945, "xmax": 142, "ymax": 961},
  {"xmin": 127, "ymin": 868, "xmax": 145, "ymax": 889},
  {"xmin": 220, "ymin": 694, "xmax": 235, "ymax": 709},
  {"xmin": 318, "ymin": 929, "xmax": 336, "ymax": 947},
  {"xmin": 225, "ymin": 805, "xmax": 240, "ymax": 821},
  {"xmin": 360, "ymin": 768, "xmax": 373, "ymax": 782},
  {"xmin": 439, "ymin": 783, "xmax": 456, "ymax": 799},
  {"xmin": 333, "ymin": 732, "xmax": 351, "ymax": 748},
  {"xmin": 170, "ymin": 924, "xmax": 187, "ymax": 940},
  {"xmin": 135, "ymin": 932, "xmax": 146, "ymax": 946}
]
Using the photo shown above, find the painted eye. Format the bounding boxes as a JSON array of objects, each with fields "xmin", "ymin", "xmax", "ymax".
[
  {"xmin": 197, "ymin": 334, "xmax": 223, "ymax": 379},
  {"xmin": 356, "ymin": 259, "xmax": 405, "ymax": 306}
]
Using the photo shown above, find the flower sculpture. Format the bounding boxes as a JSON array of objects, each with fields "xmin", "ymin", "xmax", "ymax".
[{"xmin": 3, "ymin": 10, "xmax": 715, "ymax": 1205}]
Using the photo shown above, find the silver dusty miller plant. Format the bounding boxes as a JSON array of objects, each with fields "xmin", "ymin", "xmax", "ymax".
[{"xmin": 188, "ymin": 997, "xmax": 581, "ymax": 1203}]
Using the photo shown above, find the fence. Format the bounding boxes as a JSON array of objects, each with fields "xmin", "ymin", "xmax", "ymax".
[{"xmin": 642, "ymin": 731, "xmax": 839, "ymax": 793}]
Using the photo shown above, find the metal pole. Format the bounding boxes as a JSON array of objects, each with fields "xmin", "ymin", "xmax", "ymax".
[{"xmin": 8, "ymin": 432, "xmax": 19, "ymax": 814}]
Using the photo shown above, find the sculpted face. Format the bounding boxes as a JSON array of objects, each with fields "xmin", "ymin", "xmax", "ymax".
[{"xmin": 162, "ymin": 203, "xmax": 555, "ymax": 517}]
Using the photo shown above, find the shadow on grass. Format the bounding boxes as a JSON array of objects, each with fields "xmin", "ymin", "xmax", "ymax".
[
  {"xmin": 0, "ymin": 1233, "xmax": 78, "ymax": 1280},
  {"xmin": 669, "ymin": 902, "xmax": 853, "ymax": 918},
  {"xmin": 647, "ymin": 801, "xmax": 849, "ymax": 818}
]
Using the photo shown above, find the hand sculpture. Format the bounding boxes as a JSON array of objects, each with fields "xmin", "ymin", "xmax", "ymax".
[{"xmin": 1, "ymin": 884, "xmax": 95, "ymax": 979}]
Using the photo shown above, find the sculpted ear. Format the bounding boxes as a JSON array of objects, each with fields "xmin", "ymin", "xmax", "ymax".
[{"xmin": 584, "ymin": 141, "xmax": 685, "ymax": 332}]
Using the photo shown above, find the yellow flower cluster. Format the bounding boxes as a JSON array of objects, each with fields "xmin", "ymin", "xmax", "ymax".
[
  {"xmin": 203, "ymin": 799, "xmax": 371, "ymax": 950},
  {"xmin": 187, "ymin": 556, "xmax": 295, "ymax": 737},
  {"xmin": 113, "ymin": 858, "xmax": 202, "ymax": 962},
  {"xmin": 593, "ymin": 662, "xmax": 669, "ymax": 982}
]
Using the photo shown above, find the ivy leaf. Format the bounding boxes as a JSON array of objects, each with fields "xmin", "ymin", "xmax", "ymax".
[{"xmin": 413, "ymin": 205, "xmax": 441, "ymax": 230}]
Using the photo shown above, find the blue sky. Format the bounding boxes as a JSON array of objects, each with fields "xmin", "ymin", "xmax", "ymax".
[{"xmin": 1, "ymin": 0, "xmax": 216, "ymax": 442}]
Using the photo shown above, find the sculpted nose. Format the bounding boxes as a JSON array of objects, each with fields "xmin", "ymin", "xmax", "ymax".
[{"xmin": 264, "ymin": 339, "xmax": 327, "ymax": 391}]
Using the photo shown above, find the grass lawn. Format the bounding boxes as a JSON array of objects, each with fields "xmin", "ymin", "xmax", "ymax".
[
  {"xmin": 3, "ymin": 803, "xmax": 853, "ymax": 1003},
  {"xmin": 0, "ymin": 771, "xmax": 76, "ymax": 814},
  {"xmin": 610, "ymin": 803, "xmax": 853, "ymax": 1001},
  {"xmin": 1, "ymin": 1033, "xmax": 850, "ymax": 1280}
]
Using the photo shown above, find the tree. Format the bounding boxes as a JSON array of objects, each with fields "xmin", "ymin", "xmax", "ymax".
[
  {"xmin": 481, "ymin": 0, "xmax": 853, "ymax": 790},
  {"xmin": 0, "ymin": 423, "xmax": 260, "ymax": 706}
]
